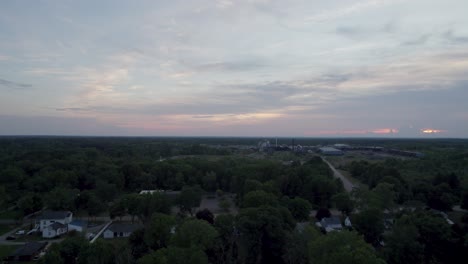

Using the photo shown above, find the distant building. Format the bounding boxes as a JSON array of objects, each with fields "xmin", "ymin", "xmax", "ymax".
[
  {"xmin": 320, "ymin": 217, "xmax": 343, "ymax": 232},
  {"xmin": 103, "ymin": 223, "xmax": 142, "ymax": 239},
  {"xmin": 319, "ymin": 147, "xmax": 344, "ymax": 156},
  {"xmin": 36, "ymin": 211, "xmax": 73, "ymax": 232},
  {"xmin": 5, "ymin": 242, "xmax": 47, "ymax": 262},
  {"xmin": 42, "ymin": 222, "xmax": 68, "ymax": 238},
  {"xmin": 334, "ymin": 144, "xmax": 350, "ymax": 150},
  {"xmin": 257, "ymin": 140, "xmax": 271, "ymax": 152}
]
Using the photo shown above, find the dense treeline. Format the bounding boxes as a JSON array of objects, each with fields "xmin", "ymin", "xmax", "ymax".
[{"xmin": 1, "ymin": 137, "xmax": 468, "ymax": 264}]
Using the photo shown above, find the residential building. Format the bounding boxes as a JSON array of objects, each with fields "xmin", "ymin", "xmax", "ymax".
[
  {"xmin": 103, "ymin": 223, "xmax": 142, "ymax": 239},
  {"xmin": 320, "ymin": 216, "xmax": 343, "ymax": 232},
  {"xmin": 36, "ymin": 211, "xmax": 73, "ymax": 232},
  {"xmin": 42, "ymin": 222, "xmax": 68, "ymax": 238},
  {"xmin": 5, "ymin": 242, "xmax": 47, "ymax": 262}
]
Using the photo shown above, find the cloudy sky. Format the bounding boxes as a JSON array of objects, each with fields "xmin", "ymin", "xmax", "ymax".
[{"xmin": 1, "ymin": 0, "xmax": 467, "ymax": 137}]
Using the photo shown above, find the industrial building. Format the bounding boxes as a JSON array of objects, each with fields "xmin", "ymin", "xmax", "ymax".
[{"xmin": 319, "ymin": 147, "xmax": 344, "ymax": 156}]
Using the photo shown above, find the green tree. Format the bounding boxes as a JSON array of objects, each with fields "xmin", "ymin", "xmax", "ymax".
[
  {"xmin": 176, "ymin": 185, "xmax": 204, "ymax": 215},
  {"xmin": 144, "ymin": 213, "xmax": 175, "ymax": 250},
  {"xmin": 202, "ymin": 171, "xmax": 217, "ymax": 191},
  {"xmin": 237, "ymin": 206, "xmax": 295, "ymax": 264},
  {"xmin": 171, "ymin": 219, "xmax": 218, "ymax": 250},
  {"xmin": 332, "ymin": 192, "xmax": 354, "ymax": 215},
  {"xmin": 372, "ymin": 183, "xmax": 395, "ymax": 210},
  {"xmin": 287, "ymin": 197, "xmax": 312, "ymax": 221},
  {"xmin": 213, "ymin": 214, "xmax": 238, "ymax": 264},
  {"xmin": 308, "ymin": 231, "xmax": 386, "ymax": 264},
  {"xmin": 39, "ymin": 249, "xmax": 63, "ymax": 264},
  {"xmin": 17, "ymin": 193, "xmax": 43, "ymax": 216},
  {"xmin": 138, "ymin": 246, "xmax": 208, "ymax": 264},
  {"xmin": 383, "ymin": 219, "xmax": 424, "ymax": 264},
  {"xmin": 138, "ymin": 193, "xmax": 172, "ymax": 223},
  {"xmin": 78, "ymin": 240, "xmax": 115, "ymax": 264},
  {"xmin": 353, "ymin": 208, "xmax": 384, "ymax": 245},
  {"xmin": 109, "ymin": 199, "xmax": 126, "ymax": 220},
  {"xmin": 0, "ymin": 186, "xmax": 7, "ymax": 209},
  {"xmin": 196, "ymin": 209, "xmax": 215, "ymax": 224},
  {"xmin": 86, "ymin": 192, "xmax": 105, "ymax": 219},
  {"xmin": 218, "ymin": 197, "xmax": 231, "ymax": 213},
  {"xmin": 46, "ymin": 187, "xmax": 77, "ymax": 211},
  {"xmin": 242, "ymin": 190, "xmax": 278, "ymax": 208},
  {"xmin": 57, "ymin": 236, "xmax": 89, "ymax": 264}
]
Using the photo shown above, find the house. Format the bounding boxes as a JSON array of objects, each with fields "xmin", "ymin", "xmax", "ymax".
[
  {"xmin": 295, "ymin": 222, "xmax": 310, "ymax": 233},
  {"xmin": 320, "ymin": 217, "xmax": 343, "ymax": 232},
  {"xmin": 42, "ymin": 222, "xmax": 68, "ymax": 238},
  {"xmin": 103, "ymin": 223, "xmax": 142, "ymax": 239},
  {"xmin": 37, "ymin": 211, "xmax": 73, "ymax": 232},
  {"xmin": 319, "ymin": 147, "xmax": 344, "ymax": 156},
  {"xmin": 344, "ymin": 216, "xmax": 352, "ymax": 228},
  {"xmin": 68, "ymin": 220, "xmax": 87, "ymax": 232},
  {"xmin": 5, "ymin": 242, "xmax": 47, "ymax": 262}
]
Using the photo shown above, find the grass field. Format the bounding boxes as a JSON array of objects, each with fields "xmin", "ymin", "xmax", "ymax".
[{"xmin": 0, "ymin": 245, "xmax": 19, "ymax": 259}]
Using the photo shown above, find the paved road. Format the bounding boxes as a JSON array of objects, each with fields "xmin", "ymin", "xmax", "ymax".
[{"xmin": 321, "ymin": 157, "xmax": 355, "ymax": 192}]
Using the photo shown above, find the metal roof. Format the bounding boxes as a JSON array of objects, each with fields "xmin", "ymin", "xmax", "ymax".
[
  {"xmin": 39, "ymin": 211, "xmax": 72, "ymax": 220},
  {"xmin": 10, "ymin": 242, "xmax": 47, "ymax": 257},
  {"xmin": 106, "ymin": 223, "xmax": 142, "ymax": 233}
]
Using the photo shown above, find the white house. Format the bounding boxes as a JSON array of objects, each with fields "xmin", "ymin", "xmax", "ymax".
[
  {"xmin": 320, "ymin": 217, "xmax": 343, "ymax": 232},
  {"xmin": 103, "ymin": 223, "xmax": 142, "ymax": 239},
  {"xmin": 42, "ymin": 222, "xmax": 68, "ymax": 238},
  {"xmin": 37, "ymin": 211, "xmax": 73, "ymax": 232}
]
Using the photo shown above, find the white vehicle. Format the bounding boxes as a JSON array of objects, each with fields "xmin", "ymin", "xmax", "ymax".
[{"xmin": 15, "ymin": 230, "xmax": 25, "ymax": 235}]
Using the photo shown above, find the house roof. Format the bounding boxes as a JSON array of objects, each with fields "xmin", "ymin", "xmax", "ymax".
[
  {"xmin": 69, "ymin": 220, "xmax": 87, "ymax": 227},
  {"xmin": 321, "ymin": 217, "xmax": 342, "ymax": 227},
  {"xmin": 106, "ymin": 223, "xmax": 142, "ymax": 233},
  {"xmin": 39, "ymin": 211, "xmax": 72, "ymax": 220},
  {"xmin": 48, "ymin": 222, "xmax": 67, "ymax": 230},
  {"xmin": 10, "ymin": 242, "xmax": 47, "ymax": 257}
]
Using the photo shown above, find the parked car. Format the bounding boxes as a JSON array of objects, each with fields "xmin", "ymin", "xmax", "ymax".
[
  {"xmin": 15, "ymin": 230, "xmax": 25, "ymax": 235},
  {"xmin": 5, "ymin": 235, "xmax": 16, "ymax": 240}
]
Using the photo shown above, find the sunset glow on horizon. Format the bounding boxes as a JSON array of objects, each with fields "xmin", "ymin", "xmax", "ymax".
[{"xmin": 0, "ymin": 0, "xmax": 467, "ymax": 137}]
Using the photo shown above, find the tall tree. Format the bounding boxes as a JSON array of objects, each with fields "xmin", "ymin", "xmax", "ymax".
[
  {"xmin": 176, "ymin": 185, "xmax": 204, "ymax": 215},
  {"xmin": 308, "ymin": 231, "xmax": 386, "ymax": 264}
]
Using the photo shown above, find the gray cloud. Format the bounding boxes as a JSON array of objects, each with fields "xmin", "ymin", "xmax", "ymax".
[
  {"xmin": 443, "ymin": 30, "xmax": 468, "ymax": 44},
  {"xmin": 193, "ymin": 60, "xmax": 265, "ymax": 72},
  {"xmin": 402, "ymin": 34, "xmax": 431, "ymax": 46},
  {"xmin": 55, "ymin": 107, "xmax": 92, "ymax": 112},
  {"xmin": 0, "ymin": 78, "xmax": 32, "ymax": 89},
  {"xmin": 0, "ymin": 115, "xmax": 128, "ymax": 136}
]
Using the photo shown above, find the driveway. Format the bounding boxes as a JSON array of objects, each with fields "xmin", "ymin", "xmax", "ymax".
[{"xmin": 321, "ymin": 157, "xmax": 355, "ymax": 192}]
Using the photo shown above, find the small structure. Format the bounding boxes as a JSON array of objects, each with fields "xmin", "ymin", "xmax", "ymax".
[
  {"xmin": 295, "ymin": 222, "xmax": 309, "ymax": 233},
  {"xmin": 43, "ymin": 222, "xmax": 68, "ymax": 238},
  {"xmin": 320, "ymin": 217, "xmax": 343, "ymax": 232},
  {"xmin": 5, "ymin": 242, "xmax": 47, "ymax": 262},
  {"xmin": 103, "ymin": 223, "xmax": 142, "ymax": 239},
  {"xmin": 37, "ymin": 211, "xmax": 73, "ymax": 232},
  {"xmin": 319, "ymin": 147, "xmax": 344, "ymax": 156},
  {"xmin": 68, "ymin": 220, "xmax": 87, "ymax": 232},
  {"xmin": 344, "ymin": 216, "xmax": 352, "ymax": 228}
]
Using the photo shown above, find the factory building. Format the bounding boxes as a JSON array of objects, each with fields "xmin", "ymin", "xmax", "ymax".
[{"xmin": 319, "ymin": 147, "xmax": 344, "ymax": 156}]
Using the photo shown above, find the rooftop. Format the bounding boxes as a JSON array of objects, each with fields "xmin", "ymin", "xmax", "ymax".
[
  {"xmin": 106, "ymin": 223, "xmax": 142, "ymax": 233},
  {"xmin": 321, "ymin": 217, "xmax": 342, "ymax": 227},
  {"xmin": 10, "ymin": 242, "xmax": 47, "ymax": 257},
  {"xmin": 39, "ymin": 211, "xmax": 72, "ymax": 220}
]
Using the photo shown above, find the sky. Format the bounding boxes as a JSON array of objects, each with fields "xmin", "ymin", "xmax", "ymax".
[{"xmin": 1, "ymin": 0, "xmax": 468, "ymax": 137}]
